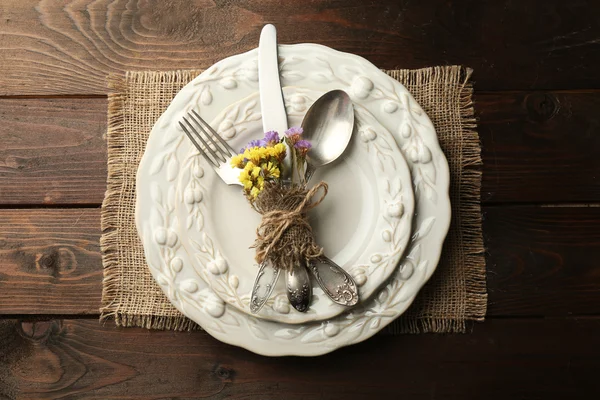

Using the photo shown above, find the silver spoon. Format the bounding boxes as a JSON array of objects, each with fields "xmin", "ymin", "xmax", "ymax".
[
  {"xmin": 301, "ymin": 90, "xmax": 359, "ymax": 307},
  {"xmin": 286, "ymin": 261, "xmax": 311, "ymax": 312},
  {"xmin": 251, "ymin": 90, "xmax": 357, "ymax": 314},
  {"xmin": 284, "ymin": 90, "xmax": 357, "ymax": 311},
  {"xmin": 301, "ymin": 89, "xmax": 354, "ymax": 181}
]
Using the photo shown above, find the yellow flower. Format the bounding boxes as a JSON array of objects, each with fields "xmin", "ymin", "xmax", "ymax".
[
  {"xmin": 250, "ymin": 186, "xmax": 260, "ymax": 199},
  {"xmin": 262, "ymin": 161, "xmax": 280, "ymax": 179},
  {"xmin": 238, "ymin": 173, "xmax": 253, "ymax": 190},
  {"xmin": 272, "ymin": 143, "xmax": 287, "ymax": 160},
  {"xmin": 251, "ymin": 165, "xmax": 261, "ymax": 178},
  {"xmin": 246, "ymin": 148, "xmax": 263, "ymax": 164},
  {"xmin": 256, "ymin": 175, "xmax": 265, "ymax": 190},
  {"xmin": 238, "ymin": 168, "xmax": 249, "ymax": 180},
  {"xmin": 230, "ymin": 154, "xmax": 245, "ymax": 168}
]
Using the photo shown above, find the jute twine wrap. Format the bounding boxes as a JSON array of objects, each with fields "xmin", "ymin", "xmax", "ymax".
[
  {"xmin": 100, "ymin": 66, "xmax": 486, "ymax": 333},
  {"xmin": 253, "ymin": 181, "xmax": 328, "ymax": 269}
]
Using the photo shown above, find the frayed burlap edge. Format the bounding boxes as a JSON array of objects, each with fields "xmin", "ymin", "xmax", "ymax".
[
  {"xmin": 100, "ymin": 66, "xmax": 486, "ymax": 334},
  {"xmin": 382, "ymin": 66, "xmax": 486, "ymax": 334},
  {"xmin": 99, "ymin": 74, "xmax": 126, "ymax": 326},
  {"xmin": 100, "ymin": 73, "xmax": 200, "ymax": 331}
]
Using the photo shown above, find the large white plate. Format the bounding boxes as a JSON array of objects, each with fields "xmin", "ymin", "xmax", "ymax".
[
  {"xmin": 172, "ymin": 86, "xmax": 414, "ymax": 324},
  {"xmin": 136, "ymin": 43, "xmax": 451, "ymax": 356}
]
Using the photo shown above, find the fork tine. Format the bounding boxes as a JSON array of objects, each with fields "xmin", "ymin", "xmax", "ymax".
[
  {"xmin": 190, "ymin": 110, "xmax": 237, "ymax": 156},
  {"xmin": 179, "ymin": 121, "xmax": 217, "ymax": 167},
  {"xmin": 180, "ymin": 117, "xmax": 221, "ymax": 167},
  {"xmin": 186, "ymin": 113, "xmax": 229, "ymax": 163}
]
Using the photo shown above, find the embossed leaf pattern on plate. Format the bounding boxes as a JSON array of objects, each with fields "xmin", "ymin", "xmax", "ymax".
[{"xmin": 135, "ymin": 43, "xmax": 451, "ymax": 356}]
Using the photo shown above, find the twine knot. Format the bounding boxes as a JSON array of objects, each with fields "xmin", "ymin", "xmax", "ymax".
[{"xmin": 252, "ymin": 181, "xmax": 328, "ymax": 270}]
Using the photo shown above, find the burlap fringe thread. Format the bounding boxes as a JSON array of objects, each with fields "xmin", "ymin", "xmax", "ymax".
[
  {"xmin": 101, "ymin": 72, "xmax": 199, "ymax": 331},
  {"xmin": 383, "ymin": 67, "xmax": 485, "ymax": 334},
  {"xmin": 100, "ymin": 66, "xmax": 486, "ymax": 334}
]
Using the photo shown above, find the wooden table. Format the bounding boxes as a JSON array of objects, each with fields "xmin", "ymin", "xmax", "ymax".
[{"xmin": 1, "ymin": 1, "xmax": 599, "ymax": 398}]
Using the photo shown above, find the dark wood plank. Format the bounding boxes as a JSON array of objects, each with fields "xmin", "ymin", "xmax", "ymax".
[
  {"xmin": 0, "ymin": 0, "xmax": 599, "ymax": 95},
  {"xmin": 479, "ymin": 91, "xmax": 600, "ymax": 203},
  {"xmin": 484, "ymin": 205, "xmax": 600, "ymax": 316},
  {"xmin": 2, "ymin": 206, "xmax": 600, "ymax": 317},
  {"xmin": 2, "ymin": 90, "xmax": 600, "ymax": 205},
  {"xmin": 0, "ymin": 98, "xmax": 107, "ymax": 205},
  {"xmin": 0, "ymin": 318, "xmax": 598, "ymax": 399},
  {"xmin": 0, "ymin": 209, "xmax": 102, "ymax": 315}
]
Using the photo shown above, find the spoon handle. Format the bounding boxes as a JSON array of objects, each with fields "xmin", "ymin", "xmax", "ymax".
[
  {"xmin": 286, "ymin": 261, "xmax": 312, "ymax": 312},
  {"xmin": 309, "ymin": 256, "xmax": 359, "ymax": 307},
  {"xmin": 250, "ymin": 260, "xmax": 281, "ymax": 314}
]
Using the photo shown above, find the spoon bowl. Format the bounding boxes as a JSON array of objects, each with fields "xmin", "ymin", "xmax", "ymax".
[{"xmin": 301, "ymin": 90, "xmax": 354, "ymax": 172}]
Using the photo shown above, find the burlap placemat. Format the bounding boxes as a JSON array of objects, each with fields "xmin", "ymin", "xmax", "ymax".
[{"xmin": 100, "ymin": 66, "xmax": 486, "ymax": 333}]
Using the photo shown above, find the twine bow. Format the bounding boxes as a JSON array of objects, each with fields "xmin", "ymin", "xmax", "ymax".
[{"xmin": 253, "ymin": 181, "xmax": 328, "ymax": 269}]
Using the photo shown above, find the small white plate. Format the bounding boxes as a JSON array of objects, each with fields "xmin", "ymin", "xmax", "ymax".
[
  {"xmin": 136, "ymin": 43, "xmax": 451, "ymax": 356},
  {"xmin": 174, "ymin": 87, "xmax": 414, "ymax": 324}
]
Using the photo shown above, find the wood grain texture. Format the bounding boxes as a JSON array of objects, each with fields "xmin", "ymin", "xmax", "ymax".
[
  {"xmin": 484, "ymin": 205, "xmax": 600, "ymax": 316},
  {"xmin": 0, "ymin": 318, "xmax": 598, "ymax": 399},
  {"xmin": 0, "ymin": 98, "xmax": 107, "ymax": 204},
  {"xmin": 480, "ymin": 90, "xmax": 600, "ymax": 203},
  {"xmin": 1, "ymin": 91, "xmax": 599, "ymax": 205},
  {"xmin": 2, "ymin": 206, "xmax": 600, "ymax": 316},
  {"xmin": 0, "ymin": 209, "xmax": 102, "ymax": 315},
  {"xmin": 0, "ymin": 0, "xmax": 599, "ymax": 95}
]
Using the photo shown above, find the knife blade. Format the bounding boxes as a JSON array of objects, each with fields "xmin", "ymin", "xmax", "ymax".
[
  {"xmin": 258, "ymin": 24, "xmax": 292, "ymax": 178},
  {"xmin": 258, "ymin": 24, "xmax": 288, "ymax": 134},
  {"xmin": 250, "ymin": 24, "xmax": 291, "ymax": 314}
]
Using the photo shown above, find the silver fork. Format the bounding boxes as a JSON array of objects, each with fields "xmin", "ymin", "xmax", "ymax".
[
  {"xmin": 179, "ymin": 110, "xmax": 281, "ymax": 314},
  {"xmin": 179, "ymin": 110, "xmax": 242, "ymax": 186}
]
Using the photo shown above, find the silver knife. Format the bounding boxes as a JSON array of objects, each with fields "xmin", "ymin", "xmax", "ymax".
[
  {"xmin": 258, "ymin": 24, "xmax": 288, "ymax": 138},
  {"xmin": 250, "ymin": 24, "xmax": 289, "ymax": 314}
]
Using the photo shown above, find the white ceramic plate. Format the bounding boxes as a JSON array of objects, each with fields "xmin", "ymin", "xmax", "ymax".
[
  {"xmin": 172, "ymin": 86, "xmax": 414, "ymax": 324},
  {"xmin": 136, "ymin": 43, "xmax": 451, "ymax": 356}
]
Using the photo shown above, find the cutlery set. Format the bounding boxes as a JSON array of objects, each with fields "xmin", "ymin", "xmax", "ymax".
[
  {"xmin": 136, "ymin": 22, "xmax": 449, "ymax": 356},
  {"xmin": 181, "ymin": 25, "xmax": 359, "ymax": 313}
]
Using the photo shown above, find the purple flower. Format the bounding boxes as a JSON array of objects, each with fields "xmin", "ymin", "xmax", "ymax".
[
  {"xmin": 294, "ymin": 140, "xmax": 311, "ymax": 150},
  {"xmin": 285, "ymin": 127, "xmax": 304, "ymax": 137},
  {"xmin": 294, "ymin": 139, "xmax": 311, "ymax": 156},
  {"xmin": 264, "ymin": 130, "xmax": 280, "ymax": 144},
  {"xmin": 240, "ymin": 139, "xmax": 266, "ymax": 152}
]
